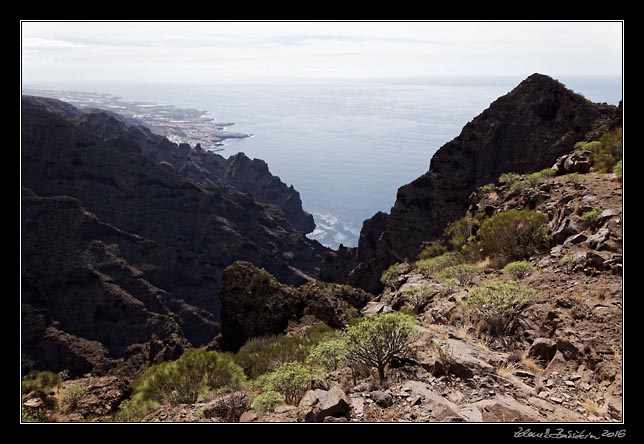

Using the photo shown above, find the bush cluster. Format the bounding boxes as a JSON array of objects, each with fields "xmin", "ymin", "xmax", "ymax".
[{"xmin": 459, "ymin": 280, "xmax": 535, "ymax": 336}]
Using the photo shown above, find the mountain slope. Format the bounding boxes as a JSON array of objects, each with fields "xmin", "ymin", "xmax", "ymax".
[
  {"xmin": 333, "ymin": 74, "xmax": 619, "ymax": 293},
  {"xmin": 22, "ymin": 95, "xmax": 315, "ymax": 234},
  {"xmin": 21, "ymin": 100, "xmax": 328, "ymax": 375}
]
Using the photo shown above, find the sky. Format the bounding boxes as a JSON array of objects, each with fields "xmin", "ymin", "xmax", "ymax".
[{"xmin": 21, "ymin": 21, "xmax": 622, "ymax": 86}]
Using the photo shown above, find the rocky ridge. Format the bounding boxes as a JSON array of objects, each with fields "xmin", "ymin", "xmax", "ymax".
[
  {"xmin": 22, "ymin": 95, "xmax": 315, "ymax": 234},
  {"xmin": 21, "ymin": 98, "xmax": 328, "ymax": 376},
  {"xmin": 322, "ymin": 74, "xmax": 619, "ymax": 293}
]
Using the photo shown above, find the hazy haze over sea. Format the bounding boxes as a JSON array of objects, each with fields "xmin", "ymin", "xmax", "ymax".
[{"xmin": 27, "ymin": 76, "xmax": 621, "ymax": 248}]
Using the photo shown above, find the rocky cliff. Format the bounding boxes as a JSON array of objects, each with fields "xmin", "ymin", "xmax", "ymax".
[
  {"xmin": 329, "ymin": 74, "xmax": 619, "ymax": 293},
  {"xmin": 22, "ymin": 95, "xmax": 315, "ymax": 234},
  {"xmin": 218, "ymin": 261, "xmax": 371, "ymax": 351},
  {"xmin": 21, "ymin": 99, "xmax": 328, "ymax": 375}
]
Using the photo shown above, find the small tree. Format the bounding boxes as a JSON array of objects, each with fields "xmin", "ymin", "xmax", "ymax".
[
  {"xmin": 306, "ymin": 338, "xmax": 348, "ymax": 372},
  {"xmin": 503, "ymin": 261, "xmax": 534, "ymax": 280},
  {"xmin": 344, "ymin": 312, "xmax": 418, "ymax": 385},
  {"xmin": 418, "ymin": 241, "xmax": 448, "ymax": 260},
  {"xmin": 416, "ymin": 252, "xmax": 462, "ymax": 277},
  {"xmin": 134, "ymin": 349, "xmax": 245, "ymax": 406},
  {"xmin": 251, "ymin": 391, "xmax": 284, "ymax": 413},
  {"xmin": 478, "ymin": 209, "xmax": 549, "ymax": 261},
  {"xmin": 400, "ymin": 284, "xmax": 433, "ymax": 313},
  {"xmin": 459, "ymin": 280, "xmax": 535, "ymax": 336},
  {"xmin": 380, "ymin": 263, "xmax": 402, "ymax": 290},
  {"xmin": 444, "ymin": 216, "xmax": 480, "ymax": 250},
  {"xmin": 439, "ymin": 264, "xmax": 479, "ymax": 286},
  {"xmin": 263, "ymin": 362, "xmax": 311, "ymax": 405}
]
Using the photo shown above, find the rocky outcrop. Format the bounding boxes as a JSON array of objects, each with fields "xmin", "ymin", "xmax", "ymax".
[
  {"xmin": 341, "ymin": 74, "xmax": 617, "ymax": 293},
  {"xmin": 21, "ymin": 190, "xmax": 199, "ymax": 375},
  {"xmin": 218, "ymin": 261, "xmax": 371, "ymax": 351},
  {"xmin": 298, "ymin": 385, "xmax": 351, "ymax": 422},
  {"xmin": 22, "ymin": 95, "xmax": 315, "ymax": 234},
  {"xmin": 21, "ymin": 100, "xmax": 328, "ymax": 374},
  {"xmin": 552, "ymin": 149, "xmax": 592, "ymax": 175}
]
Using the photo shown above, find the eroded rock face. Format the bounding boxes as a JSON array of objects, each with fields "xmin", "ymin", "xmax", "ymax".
[
  {"xmin": 342, "ymin": 74, "xmax": 617, "ymax": 293},
  {"xmin": 23, "ymin": 95, "xmax": 315, "ymax": 235},
  {"xmin": 21, "ymin": 98, "xmax": 328, "ymax": 375},
  {"xmin": 218, "ymin": 261, "xmax": 371, "ymax": 351},
  {"xmin": 298, "ymin": 385, "xmax": 351, "ymax": 422}
]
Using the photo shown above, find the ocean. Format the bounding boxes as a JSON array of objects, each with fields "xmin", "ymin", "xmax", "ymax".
[{"xmin": 28, "ymin": 76, "xmax": 621, "ymax": 248}]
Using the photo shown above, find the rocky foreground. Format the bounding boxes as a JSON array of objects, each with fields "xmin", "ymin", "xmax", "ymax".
[{"xmin": 23, "ymin": 169, "xmax": 621, "ymax": 423}]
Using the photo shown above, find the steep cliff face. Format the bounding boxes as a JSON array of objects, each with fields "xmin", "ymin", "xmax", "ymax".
[
  {"xmin": 22, "ymin": 95, "xmax": 315, "ymax": 234},
  {"xmin": 340, "ymin": 74, "xmax": 618, "ymax": 293},
  {"xmin": 21, "ymin": 100, "xmax": 328, "ymax": 374},
  {"xmin": 218, "ymin": 261, "xmax": 371, "ymax": 351}
]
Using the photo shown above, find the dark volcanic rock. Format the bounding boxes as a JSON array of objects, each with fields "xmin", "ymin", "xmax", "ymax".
[
  {"xmin": 218, "ymin": 261, "xmax": 370, "ymax": 351},
  {"xmin": 22, "ymin": 95, "xmax": 315, "ymax": 234},
  {"xmin": 21, "ymin": 99, "xmax": 328, "ymax": 374},
  {"xmin": 347, "ymin": 74, "xmax": 617, "ymax": 292},
  {"xmin": 319, "ymin": 244, "xmax": 357, "ymax": 284},
  {"xmin": 21, "ymin": 191, "xmax": 198, "ymax": 375}
]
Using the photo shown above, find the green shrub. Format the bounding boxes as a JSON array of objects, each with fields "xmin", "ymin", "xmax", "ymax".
[
  {"xmin": 380, "ymin": 263, "xmax": 402, "ymax": 290},
  {"xmin": 114, "ymin": 397, "xmax": 159, "ymax": 422},
  {"xmin": 251, "ymin": 391, "xmax": 284, "ymax": 413},
  {"xmin": 459, "ymin": 280, "xmax": 535, "ymax": 336},
  {"xmin": 234, "ymin": 331, "xmax": 324, "ymax": 379},
  {"xmin": 306, "ymin": 338, "xmax": 348, "ymax": 371},
  {"xmin": 502, "ymin": 261, "xmax": 534, "ymax": 280},
  {"xmin": 22, "ymin": 371, "xmax": 61, "ymax": 394},
  {"xmin": 439, "ymin": 264, "xmax": 479, "ymax": 286},
  {"xmin": 60, "ymin": 384, "xmax": 88, "ymax": 413},
  {"xmin": 478, "ymin": 209, "xmax": 549, "ymax": 261},
  {"xmin": 577, "ymin": 128, "xmax": 622, "ymax": 172},
  {"xmin": 441, "ymin": 278, "xmax": 460, "ymax": 293},
  {"xmin": 133, "ymin": 349, "xmax": 245, "ymax": 406},
  {"xmin": 581, "ymin": 208, "xmax": 601, "ymax": 227},
  {"xmin": 613, "ymin": 160, "xmax": 622, "ymax": 177},
  {"xmin": 344, "ymin": 312, "xmax": 418, "ymax": 384},
  {"xmin": 509, "ymin": 180, "xmax": 529, "ymax": 192},
  {"xmin": 444, "ymin": 216, "xmax": 480, "ymax": 250},
  {"xmin": 22, "ymin": 405, "xmax": 49, "ymax": 422},
  {"xmin": 478, "ymin": 183, "xmax": 496, "ymax": 193},
  {"xmin": 400, "ymin": 284, "xmax": 433, "ymax": 313},
  {"xmin": 527, "ymin": 168, "xmax": 555, "ymax": 186},
  {"xmin": 499, "ymin": 172, "xmax": 520, "ymax": 184},
  {"xmin": 416, "ymin": 252, "xmax": 462, "ymax": 277},
  {"xmin": 263, "ymin": 362, "xmax": 311, "ymax": 405},
  {"xmin": 418, "ymin": 241, "xmax": 448, "ymax": 260}
]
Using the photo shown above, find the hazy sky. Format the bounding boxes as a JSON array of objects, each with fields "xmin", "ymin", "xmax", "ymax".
[{"xmin": 22, "ymin": 21, "xmax": 622, "ymax": 85}]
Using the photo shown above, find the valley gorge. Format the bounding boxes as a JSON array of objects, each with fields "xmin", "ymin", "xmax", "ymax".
[{"xmin": 21, "ymin": 74, "xmax": 623, "ymax": 424}]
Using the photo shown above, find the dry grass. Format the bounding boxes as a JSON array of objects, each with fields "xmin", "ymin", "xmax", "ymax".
[
  {"xmin": 496, "ymin": 362, "xmax": 518, "ymax": 378},
  {"xmin": 475, "ymin": 339, "xmax": 490, "ymax": 352},
  {"xmin": 475, "ymin": 258, "xmax": 493, "ymax": 270},
  {"xmin": 521, "ymin": 356, "xmax": 543, "ymax": 374},
  {"xmin": 438, "ymin": 332, "xmax": 449, "ymax": 341},
  {"xmin": 581, "ymin": 398, "xmax": 607, "ymax": 417},
  {"xmin": 455, "ymin": 323, "xmax": 475, "ymax": 341}
]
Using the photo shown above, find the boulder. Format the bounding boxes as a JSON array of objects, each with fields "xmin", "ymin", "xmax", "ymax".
[
  {"xmin": 361, "ymin": 301, "xmax": 393, "ymax": 317},
  {"xmin": 401, "ymin": 381, "xmax": 461, "ymax": 421},
  {"xmin": 371, "ymin": 390, "xmax": 394, "ymax": 408},
  {"xmin": 551, "ymin": 215, "xmax": 586, "ymax": 245},
  {"xmin": 586, "ymin": 228, "xmax": 610, "ymax": 250},
  {"xmin": 552, "ymin": 149, "xmax": 592, "ymax": 175},
  {"xmin": 556, "ymin": 339, "xmax": 584, "ymax": 361},
  {"xmin": 239, "ymin": 411, "xmax": 257, "ymax": 423},
  {"xmin": 298, "ymin": 385, "xmax": 351, "ymax": 422},
  {"xmin": 527, "ymin": 338, "xmax": 557, "ymax": 363}
]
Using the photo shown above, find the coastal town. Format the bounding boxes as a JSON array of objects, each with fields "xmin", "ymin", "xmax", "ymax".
[{"xmin": 22, "ymin": 88, "xmax": 250, "ymax": 150}]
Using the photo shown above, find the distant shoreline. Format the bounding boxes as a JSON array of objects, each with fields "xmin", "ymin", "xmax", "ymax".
[{"xmin": 22, "ymin": 87, "xmax": 250, "ymax": 151}]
